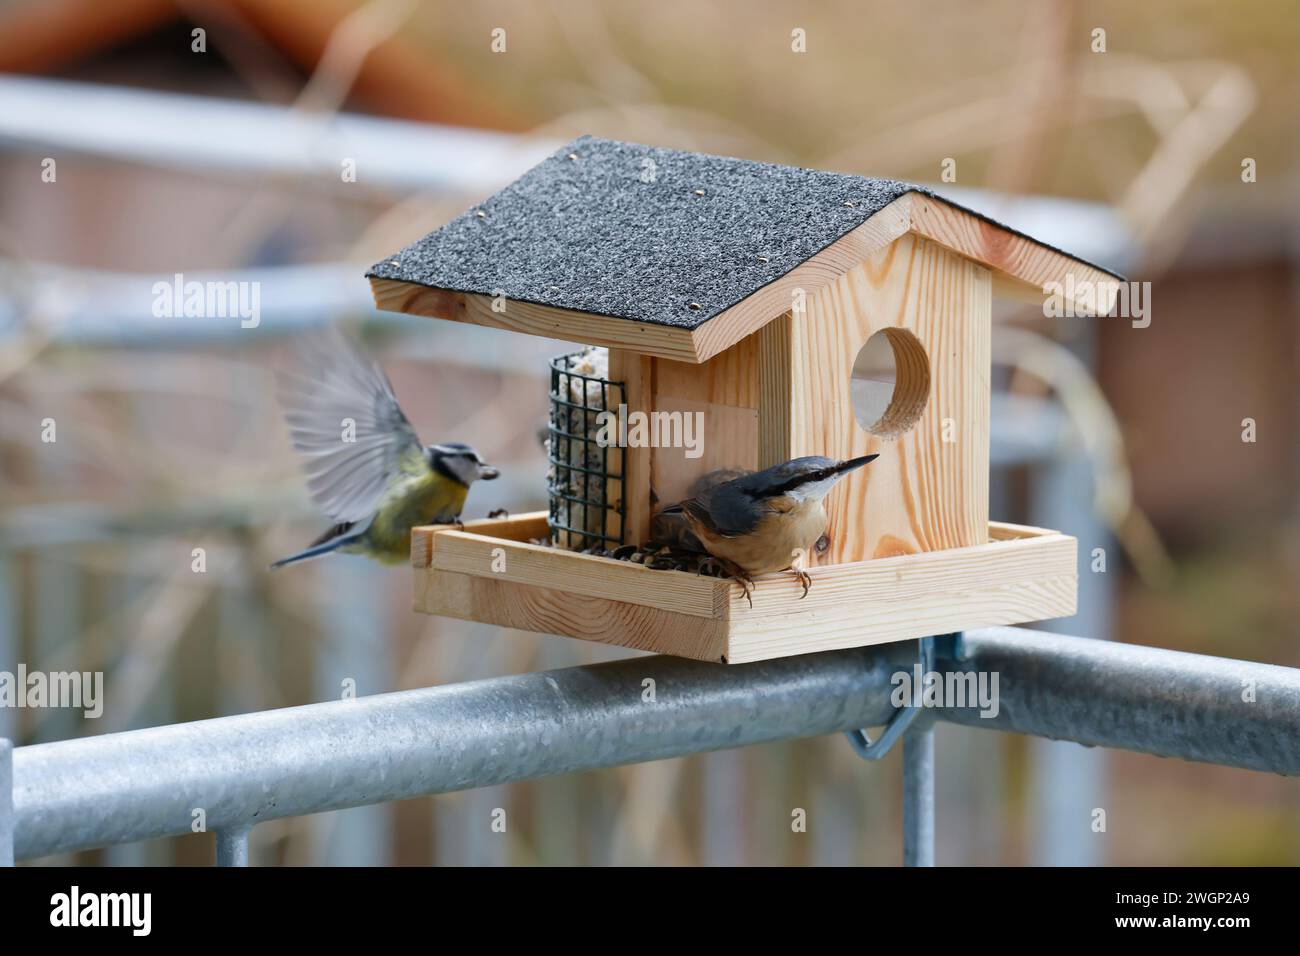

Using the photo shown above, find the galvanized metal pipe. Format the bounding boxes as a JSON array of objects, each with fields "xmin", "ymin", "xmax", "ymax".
[
  {"xmin": 902, "ymin": 721, "xmax": 935, "ymax": 867},
  {"xmin": 215, "ymin": 825, "xmax": 251, "ymax": 867},
  {"xmin": 0, "ymin": 738, "xmax": 12, "ymax": 866},
  {"xmin": 940, "ymin": 629, "xmax": 1300, "ymax": 774},
  {"xmin": 12, "ymin": 640, "xmax": 912, "ymax": 860},
  {"xmin": 10, "ymin": 627, "xmax": 1300, "ymax": 861}
]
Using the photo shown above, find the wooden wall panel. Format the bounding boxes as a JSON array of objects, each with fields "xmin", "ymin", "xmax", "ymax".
[
  {"xmin": 790, "ymin": 232, "xmax": 991, "ymax": 564},
  {"xmin": 649, "ymin": 336, "xmax": 762, "ymax": 517},
  {"xmin": 606, "ymin": 349, "xmax": 654, "ymax": 546}
]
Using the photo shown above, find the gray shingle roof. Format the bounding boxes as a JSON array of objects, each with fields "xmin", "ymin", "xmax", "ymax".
[{"xmin": 367, "ymin": 136, "xmax": 1109, "ymax": 330}]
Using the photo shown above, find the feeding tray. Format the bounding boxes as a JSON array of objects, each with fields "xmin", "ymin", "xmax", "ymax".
[
  {"xmin": 412, "ymin": 513, "xmax": 1075, "ymax": 664},
  {"xmin": 373, "ymin": 137, "xmax": 1115, "ymax": 663}
]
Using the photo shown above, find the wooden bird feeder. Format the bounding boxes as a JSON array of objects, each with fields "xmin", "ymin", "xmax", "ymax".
[{"xmin": 368, "ymin": 136, "xmax": 1119, "ymax": 664}]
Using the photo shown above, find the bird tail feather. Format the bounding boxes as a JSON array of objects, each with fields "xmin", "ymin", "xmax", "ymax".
[{"xmin": 270, "ymin": 533, "xmax": 352, "ymax": 569}]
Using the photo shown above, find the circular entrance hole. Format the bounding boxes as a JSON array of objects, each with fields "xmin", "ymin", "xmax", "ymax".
[{"xmin": 850, "ymin": 328, "xmax": 930, "ymax": 438}]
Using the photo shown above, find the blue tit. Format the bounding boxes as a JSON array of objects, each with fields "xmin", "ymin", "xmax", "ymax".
[
  {"xmin": 660, "ymin": 454, "xmax": 878, "ymax": 602},
  {"xmin": 271, "ymin": 329, "xmax": 499, "ymax": 568}
]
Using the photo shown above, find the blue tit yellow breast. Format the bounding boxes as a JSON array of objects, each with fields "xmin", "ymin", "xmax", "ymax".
[{"xmin": 362, "ymin": 469, "xmax": 470, "ymax": 564}]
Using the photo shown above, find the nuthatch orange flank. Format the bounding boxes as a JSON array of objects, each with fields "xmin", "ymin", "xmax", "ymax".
[{"xmin": 662, "ymin": 454, "xmax": 878, "ymax": 602}]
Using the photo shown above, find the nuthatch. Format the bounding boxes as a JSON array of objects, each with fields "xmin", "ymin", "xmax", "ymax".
[
  {"xmin": 661, "ymin": 454, "xmax": 878, "ymax": 602},
  {"xmin": 271, "ymin": 329, "xmax": 499, "ymax": 568}
]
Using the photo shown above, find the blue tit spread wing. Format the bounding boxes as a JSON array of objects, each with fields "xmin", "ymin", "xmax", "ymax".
[{"xmin": 277, "ymin": 328, "xmax": 422, "ymax": 525}]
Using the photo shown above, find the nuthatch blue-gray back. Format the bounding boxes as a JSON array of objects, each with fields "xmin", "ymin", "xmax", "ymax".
[{"xmin": 662, "ymin": 454, "xmax": 878, "ymax": 602}]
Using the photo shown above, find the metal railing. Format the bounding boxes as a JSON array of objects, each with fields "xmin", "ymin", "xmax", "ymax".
[{"xmin": 3, "ymin": 625, "xmax": 1298, "ymax": 866}]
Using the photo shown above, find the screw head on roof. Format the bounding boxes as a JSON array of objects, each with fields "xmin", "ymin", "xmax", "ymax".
[
  {"xmin": 757, "ymin": 255, "xmax": 770, "ymax": 263},
  {"xmin": 475, "ymin": 209, "xmax": 487, "ymax": 219},
  {"xmin": 843, "ymin": 200, "xmax": 857, "ymax": 208},
  {"xmin": 693, "ymin": 188, "xmax": 706, "ymax": 196},
  {"xmin": 389, "ymin": 260, "xmax": 401, "ymax": 266},
  {"xmin": 567, "ymin": 152, "xmax": 579, "ymax": 161},
  {"xmin": 688, "ymin": 302, "xmax": 702, "ymax": 311}
]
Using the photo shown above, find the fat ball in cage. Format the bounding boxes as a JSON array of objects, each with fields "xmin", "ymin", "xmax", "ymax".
[{"xmin": 547, "ymin": 348, "xmax": 626, "ymax": 551}]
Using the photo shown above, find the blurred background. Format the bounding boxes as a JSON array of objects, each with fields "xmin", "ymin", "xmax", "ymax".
[{"xmin": 0, "ymin": 0, "xmax": 1297, "ymax": 865}]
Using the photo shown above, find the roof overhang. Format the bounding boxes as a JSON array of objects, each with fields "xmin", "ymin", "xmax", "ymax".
[{"xmin": 371, "ymin": 190, "xmax": 1123, "ymax": 364}]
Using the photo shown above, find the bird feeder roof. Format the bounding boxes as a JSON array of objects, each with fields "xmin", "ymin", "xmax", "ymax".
[{"xmin": 368, "ymin": 136, "xmax": 1122, "ymax": 363}]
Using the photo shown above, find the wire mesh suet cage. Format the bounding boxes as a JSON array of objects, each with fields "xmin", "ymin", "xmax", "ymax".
[{"xmin": 548, "ymin": 349, "xmax": 626, "ymax": 551}]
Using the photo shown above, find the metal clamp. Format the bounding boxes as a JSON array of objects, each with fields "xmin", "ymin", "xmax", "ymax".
[{"xmin": 844, "ymin": 633, "xmax": 962, "ymax": 760}]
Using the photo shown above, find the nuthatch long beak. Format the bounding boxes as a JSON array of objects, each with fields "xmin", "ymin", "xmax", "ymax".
[{"xmin": 830, "ymin": 454, "xmax": 879, "ymax": 476}]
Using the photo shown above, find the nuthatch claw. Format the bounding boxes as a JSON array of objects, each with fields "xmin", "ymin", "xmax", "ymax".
[
  {"xmin": 792, "ymin": 568, "xmax": 812, "ymax": 599},
  {"xmin": 711, "ymin": 556, "xmax": 755, "ymax": 607},
  {"xmin": 696, "ymin": 556, "xmax": 725, "ymax": 578},
  {"xmin": 734, "ymin": 577, "xmax": 754, "ymax": 609}
]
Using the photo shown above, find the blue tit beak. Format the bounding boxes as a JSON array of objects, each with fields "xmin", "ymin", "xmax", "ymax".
[{"xmin": 478, "ymin": 464, "xmax": 500, "ymax": 481}]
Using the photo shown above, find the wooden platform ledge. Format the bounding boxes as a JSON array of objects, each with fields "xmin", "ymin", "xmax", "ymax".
[{"xmin": 412, "ymin": 512, "xmax": 1076, "ymax": 664}]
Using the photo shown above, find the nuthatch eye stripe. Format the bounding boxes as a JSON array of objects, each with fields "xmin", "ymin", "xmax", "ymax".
[{"xmin": 761, "ymin": 454, "xmax": 878, "ymax": 498}]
